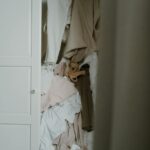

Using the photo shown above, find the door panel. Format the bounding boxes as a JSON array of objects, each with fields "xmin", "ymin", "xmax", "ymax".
[
  {"xmin": 0, "ymin": 0, "xmax": 31, "ymax": 57},
  {"xmin": 0, "ymin": 67, "xmax": 31, "ymax": 114},
  {"xmin": 0, "ymin": 125, "xmax": 30, "ymax": 150},
  {"xmin": 0, "ymin": 0, "xmax": 41, "ymax": 150}
]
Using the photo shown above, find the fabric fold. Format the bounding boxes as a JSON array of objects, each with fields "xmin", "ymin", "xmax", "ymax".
[
  {"xmin": 40, "ymin": 92, "xmax": 81, "ymax": 150},
  {"xmin": 41, "ymin": 75, "xmax": 77, "ymax": 112},
  {"xmin": 59, "ymin": 0, "xmax": 100, "ymax": 62},
  {"xmin": 46, "ymin": 0, "xmax": 73, "ymax": 63}
]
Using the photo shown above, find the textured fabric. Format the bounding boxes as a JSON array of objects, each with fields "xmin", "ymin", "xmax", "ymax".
[
  {"xmin": 46, "ymin": 0, "xmax": 72, "ymax": 62},
  {"xmin": 54, "ymin": 62, "xmax": 66, "ymax": 76},
  {"xmin": 59, "ymin": 0, "xmax": 100, "ymax": 62},
  {"xmin": 41, "ymin": 65, "xmax": 55, "ymax": 94},
  {"xmin": 41, "ymin": 75, "xmax": 77, "ymax": 112},
  {"xmin": 55, "ymin": 58, "xmax": 72, "ymax": 77},
  {"xmin": 75, "ymin": 64, "xmax": 94, "ymax": 131},
  {"xmin": 40, "ymin": 92, "xmax": 81, "ymax": 150},
  {"xmin": 53, "ymin": 113, "xmax": 87, "ymax": 150}
]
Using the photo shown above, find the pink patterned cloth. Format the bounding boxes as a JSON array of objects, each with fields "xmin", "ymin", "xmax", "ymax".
[{"xmin": 41, "ymin": 75, "xmax": 77, "ymax": 112}]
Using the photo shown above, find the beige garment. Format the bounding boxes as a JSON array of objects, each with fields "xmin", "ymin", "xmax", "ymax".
[
  {"xmin": 41, "ymin": 75, "xmax": 77, "ymax": 112},
  {"xmin": 54, "ymin": 57, "xmax": 86, "ymax": 82},
  {"xmin": 53, "ymin": 113, "xmax": 87, "ymax": 150},
  {"xmin": 60, "ymin": 0, "xmax": 100, "ymax": 62},
  {"xmin": 54, "ymin": 62, "xmax": 66, "ymax": 76}
]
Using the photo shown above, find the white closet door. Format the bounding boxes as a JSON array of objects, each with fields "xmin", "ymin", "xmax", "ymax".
[{"xmin": 0, "ymin": 0, "xmax": 41, "ymax": 150}]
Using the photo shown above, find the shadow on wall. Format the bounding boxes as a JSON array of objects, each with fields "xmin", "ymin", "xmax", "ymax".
[{"xmin": 94, "ymin": 0, "xmax": 150, "ymax": 150}]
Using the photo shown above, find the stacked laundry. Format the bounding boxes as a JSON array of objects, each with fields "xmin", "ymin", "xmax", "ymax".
[
  {"xmin": 41, "ymin": 75, "xmax": 77, "ymax": 112},
  {"xmin": 40, "ymin": 89, "xmax": 83, "ymax": 150},
  {"xmin": 40, "ymin": 68, "xmax": 85, "ymax": 150},
  {"xmin": 40, "ymin": 0, "xmax": 100, "ymax": 149}
]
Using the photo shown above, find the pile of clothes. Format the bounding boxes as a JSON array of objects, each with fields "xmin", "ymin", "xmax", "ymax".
[{"xmin": 40, "ymin": 0, "xmax": 100, "ymax": 149}]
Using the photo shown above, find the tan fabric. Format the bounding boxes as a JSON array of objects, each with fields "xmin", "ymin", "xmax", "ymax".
[
  {"xmin": 65, "ymin": 62, "xmax": 86, "ymax": 82},
  {"xmin": 54, "ymin": 62, "xmax": 66, "ymax": 76},
  {"xmin": 60, "ymin": 0, "xmax": 100, "ymax": 62},
  {"xmin": 53, "ymin": 113, "xmax": 87, "ymax": 150},
  {"xmin": 54, "ymin": 59, "xmax": 86, "ymax": 82},
  {"xmin": 41, "ymin": 76, "xmax": 77, "ymax": 112}
]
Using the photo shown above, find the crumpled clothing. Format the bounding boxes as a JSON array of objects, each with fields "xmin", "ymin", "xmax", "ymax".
[
  {"xmin": 71, "ymin": 144, "xmax": 81, "ymax": 150},
  {"xmin": 41, "ymin": 75, "xmax": 77, "ymax": 112},
  {"xmin": 53, "ymin": 113, "xmax": 87, "ymax": 150},
  {"xmin": 54, "ymin": 62, "xmax": 66, "ymax": 76},
  {"xmin": 61, "ymin": 0, "xmax": 100, "ymax": 62},
  {"xmin": 40, "ymin": 92, "xmax": 81, "ymax": 150},
  {"xmin": 54, "ymin": 58, "xmax": 70, "ymax": 77},
  {"xmin": 41, "ymin": 65, "xmax": 54, "ymax": 94}
]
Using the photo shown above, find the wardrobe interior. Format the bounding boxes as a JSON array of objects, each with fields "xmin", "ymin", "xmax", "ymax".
[{"xmin": 40, "ymin": 0, "xmax": 100, "ymax": 149}]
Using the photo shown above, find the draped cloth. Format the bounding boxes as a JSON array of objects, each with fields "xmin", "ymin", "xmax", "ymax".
[
  {"xmin": 53, "ymin": 113, "xmax": 87, "ymax": 150},
  {"xmin": 41, "ymin": 76, "xmax": 77, "ymax": 112},
  {"xmin": 59, "ymin": 0, "xmax": 100, "ymax": 63}
]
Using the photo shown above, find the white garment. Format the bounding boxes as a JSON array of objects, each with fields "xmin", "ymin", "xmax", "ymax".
[
  {"xmin": 39, "ymin": 92, "xmax": 81, "ymax": 150},
  {"xmin": 41, "ymin": 75, "xmax": 77, "ymax": 112},
  {"xmin": 46, "ymin": 0, "xmax": 72, "ymax": 62},
  {"xmin": 71, "ymin": 144, "xmax": 81, "ymax": 150},
  {"xmin": 84, "ymin": 131, "xmax": 94, "ymax": 150},
  {"xmin": 41, "ymin": 65, "xmax": 54, "ymax": 95}
]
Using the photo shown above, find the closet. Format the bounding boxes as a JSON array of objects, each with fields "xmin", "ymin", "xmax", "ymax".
[
  {"xmin": 40, "ymin": 0, "xmax": 100, "ymax": 150},
  {"xmin": 0, "ymin": 0, "xmax": 100, "ymax": 150}
]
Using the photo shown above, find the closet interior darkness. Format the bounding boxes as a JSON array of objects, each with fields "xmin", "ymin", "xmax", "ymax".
[{"xmin": 40, "ymin": 0, "xmax": 100, "ymax": 150}]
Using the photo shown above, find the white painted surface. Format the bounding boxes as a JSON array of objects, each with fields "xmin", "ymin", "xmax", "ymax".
[
  {"xmin": 0, "ymin": 67, "xmax": 31, "ymax": 114},
  {"xmin": 0, "ymin": 0, "xmax": 31, "ymax": 57},
  {"xmin": 0, "ymin": 125, "xmax": 30, "ymax": 150},
  {"xmin": 0, "ymin": 0, "xmax": 41, "ymax": 150}
]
